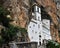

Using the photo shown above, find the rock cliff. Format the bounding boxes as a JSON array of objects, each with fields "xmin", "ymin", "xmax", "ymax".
[{"xmin": 0, "ymin": 0, "xmax": 60, "ymax": 42}]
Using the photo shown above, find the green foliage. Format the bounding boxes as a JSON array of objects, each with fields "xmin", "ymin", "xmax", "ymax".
[
  {"xmin": 0, "ymin": 25, "xmax": 19, "ymax": 45},
  {"xmin": 46, "ymin": 41, "xmax": 60, "ymax": 48},
  {"xmin": 19, "ymin": 28, "xmax": 27, "ymax": 33},
  {"xmin": 0, "ymin": 5, "xmax": 11, "ymax": 27},
  {"xmin": 0, "ymin": 37, "xmax": 5, "ymax": 46},
  {"xmin": 0, "ymin": 6, "xmax": 9, "ymax": 15},
  {"xmin": 0, "ymin": 5, "xmax": 27, "ymax": 47},
  {"xmin": 0, "ymin": 24, "xmax": 27, "ymax": 46},
  {"xmin": 20, "ymin": 28, "xmax": 27, "ymax": 39}
]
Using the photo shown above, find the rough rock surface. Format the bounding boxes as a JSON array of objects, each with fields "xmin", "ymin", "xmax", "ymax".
[
  {"xmin": 3, "ymin": 0, "xmax": 29, "ymax": 28},
  {"xmin": 36, "ymin": 0, "xmax": 58, "ymax": 25},
  {"xmin": 0, "ymin": 0, "xmax": 60, "ymax": 42}
]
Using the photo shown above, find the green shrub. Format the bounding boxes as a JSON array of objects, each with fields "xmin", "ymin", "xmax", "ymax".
[{"xmin": 46, "ymin": 41, "xmax": 60, "ymax": 48}]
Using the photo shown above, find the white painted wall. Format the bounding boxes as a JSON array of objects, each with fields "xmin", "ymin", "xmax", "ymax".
[
  {"xmin": 35, "ymin": 12, "xmax": 41, "ymax": 21},
  {"xmin": 28, "ymin": 19, "xmax": 52, "ymax": 45},
  {"xmin": 27, "ymin": 5, "xmax": 52, "ymax": 46},
  {"xmin": 42, "ymin": 19, "xmax": 52, "ymax": 40},
  {"xmin": 28, "ymin": 20, "xmax": 39, "ymax": 42},
  {"xmin": 28, "ymin": 19, "xmax": 42, "ymax": 45},
  {"xmin": 42, "ymin": 19, "xmax": 50, "ymax": 29},
  {"xmin": 28, "ymin": 5, "xmax": 42, "ymax": 45}
]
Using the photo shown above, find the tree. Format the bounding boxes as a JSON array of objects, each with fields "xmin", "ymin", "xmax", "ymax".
[
  {"xmin": 0, "ymin": 5, "xmax": 11, "ymax": 47},
  {"xmin": 0, "ymin": 5, "xmax": 10, "ymax": 27},
  {"xmin": 0, "ymin": 25, "xmax": 19, "ymax": 45},
  {"xmin": 0, "ymin": 25, "xmax": 27, "ymax": 47},
  {"xmin": 0, "ymin": 4, "xmax": 28, "ymax": 48},
  {"xmin": 46, "ymin": 40, "xmax": 60, "ymax": 48}
]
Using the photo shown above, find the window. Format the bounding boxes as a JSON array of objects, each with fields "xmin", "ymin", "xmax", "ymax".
[
  {"xmin": 37, "ymin": 7, "xmax": 39, "ymax": 12},
  {"xmin": 31, "ymin": 37, "xmax": 33, "ymax": 39},
  {"xmin": 39, "ymin": 35, "xmax": 41, "ymax": 37},
  {"xmin": 33, "ymin": 16, "xmax": 36, "ymax": 20},
  {"xmin": 39, "ymin": 38, "xmax": 41, "ymax": 40},
  {"xmin": 34, "ymin": 6, "xmax": 39, "ymax": 12},
  {"xmin": 35, "ymin": 32, "xmax": 37, "ymax": 33},
  {"xmin": 38, "ymin": 24, "xmax": 40, "ymax": 28},
  {"xmin": 37, "ymin": 7, "xmax": 41, "ymax": 13},
  {"xmin": 33, "ymin": 24, "xmax": 35, "ymax": 27},
  {"xmin": 29, "ymin": 26, "xmax": 31, "ymax": 28},
  {"xmin": 38, "ymin": 17, "xmax": 40, "ymax": 21},
  {"xmin": 32, "ymin": 7, "xmax": 34, "ymax": 12},
  {"xmin": 39, "ymin": 32, "xmax": 41, "ymax": 34},
  {"xmin": 39, "ymin": 42, "xmax": 41, "ymax": 45},
  {"xmin": 46, "ymin": 22, "xmax": 48, "ymax": 23},
  {"xmin": 32, "ymin": 5, "xmax": 41, "ymax": 13},
  {"xmin": 32, "ymin": 30, "xmax": 33, "ymax": 32}
]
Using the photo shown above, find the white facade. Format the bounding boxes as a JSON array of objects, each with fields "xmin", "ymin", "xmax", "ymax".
[
  {"xmin": 42, "ymin": 19, "xmax": 51, "ymax": 40},
  {"xmin": 28, "ymin": 19, "xmax": 42, "ymax": 45},
  {"xmin": 27, "ymin": 5, "xmax": 52, "ymax": 45}
]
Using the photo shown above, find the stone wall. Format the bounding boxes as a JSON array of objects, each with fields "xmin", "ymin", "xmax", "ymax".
[{"xmin": 3, "ymin": 0, "xmax": 30, "ymax": 28}]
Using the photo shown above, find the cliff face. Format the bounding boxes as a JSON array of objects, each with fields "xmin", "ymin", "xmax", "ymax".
[
  {"xmin": 54, "ymin": 0, "xmax": 60, "ymax": 32},
  {"xmin": 3, "ymin": 0, "xmax": 30, "ymax": 28},
  {"xmin": 0, "ymin": 0, "xmax": 60, "ymax": 42},
  {"xmin": 36, "ymin": 0, "xmax": 58, "ymax": 25},
  {"xmin": 3, "ymin": 0, "xmax": 58, "ymax": 27}
]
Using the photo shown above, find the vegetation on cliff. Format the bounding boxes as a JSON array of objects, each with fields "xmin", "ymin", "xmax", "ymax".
[
  {"xmin": 0, "ymin": 5, "xmax": 27, "ymax": 47},
  {"xmin": 46, "ymin": 40, "xmax": 60, "ymax": 48}
]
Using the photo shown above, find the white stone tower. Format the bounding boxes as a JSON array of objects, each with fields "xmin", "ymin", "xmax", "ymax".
[
  {"xmin": 27, "ymin": 4, "xmax": 52, "ymax": 46},
  {"xmin": 28, "ymin": 5, "xmax": 42, "ymax": 45}
]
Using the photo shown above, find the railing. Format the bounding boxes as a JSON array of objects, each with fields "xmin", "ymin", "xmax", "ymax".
[{"xmin": 9, "ymin": 42, "xmax": 37, "ymax": 48}]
